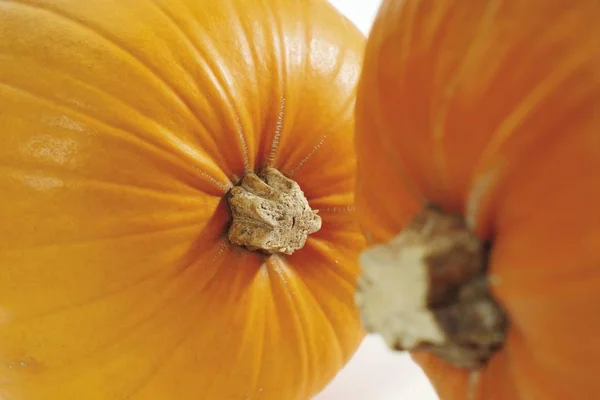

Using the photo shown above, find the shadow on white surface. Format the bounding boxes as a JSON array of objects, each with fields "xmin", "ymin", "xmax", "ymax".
[{"xmin": 315, "ymin": 336, "xmax": 439, "ymax": 400}]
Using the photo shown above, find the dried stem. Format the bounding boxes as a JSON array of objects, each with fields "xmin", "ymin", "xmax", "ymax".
[
  {"xmin": 356, "ymin": 206, "xmax": 507, "ymax": 370},
  {"xmin": 226, "ymin": 167, "xmax": 321, "ymax": 255}
]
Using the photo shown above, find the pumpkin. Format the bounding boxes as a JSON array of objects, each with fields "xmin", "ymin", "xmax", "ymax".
[
  {"xmin": 0, "ymin": 0, "xmax": 366, "ymax": 399},
  {"xmin": 354, "ymin": 0, "xmax": 600, "ymax": 399}
]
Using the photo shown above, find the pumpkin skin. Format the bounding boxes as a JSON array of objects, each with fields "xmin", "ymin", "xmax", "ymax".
[
  {"xmin": 355, "ymin": 0, "xmax": 600, "ymax": 399},
  {"xmin": 0, "ymin": 0, "xmax": 366, "ymax": 399}
]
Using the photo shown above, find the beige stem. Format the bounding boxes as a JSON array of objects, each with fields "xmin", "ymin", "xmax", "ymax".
[
  {"xmin": 226, "ymin": 167, "xmax": 321, "ymax": 255},
  {"xmin": 356, "ymin": 206, "xmax": 506, "ymax": 370}
]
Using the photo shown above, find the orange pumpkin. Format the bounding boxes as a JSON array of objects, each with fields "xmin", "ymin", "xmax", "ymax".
[
  {"xmin": 354, "ymin": 0, "xmax": 600, "ymax": 399},
  {"xmin": 0, "ymin": 0, "xmax": 366, "ymax": 399}
]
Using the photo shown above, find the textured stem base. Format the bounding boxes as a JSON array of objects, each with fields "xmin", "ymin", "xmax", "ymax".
[
  {"xmin": 226, "ymin": 167, "xmax": 321, "ymax": 255},
  {"xmin": 356, "ymin": 206, "xmax": 507, "ymax": 369}
]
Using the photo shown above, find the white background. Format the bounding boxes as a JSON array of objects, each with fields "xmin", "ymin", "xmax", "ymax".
[{"xmin": 315, "ymin": 1, "xmax": 439, "ymax": 399}]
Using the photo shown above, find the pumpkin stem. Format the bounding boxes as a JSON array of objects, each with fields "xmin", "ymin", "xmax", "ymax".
[
  {"xmin": 356, "ymin": 206, "xmax": 507, "ymax": 370},
  {"xmin": 226, "ymin": 167, "xmax": 321, "ymax": 255}
]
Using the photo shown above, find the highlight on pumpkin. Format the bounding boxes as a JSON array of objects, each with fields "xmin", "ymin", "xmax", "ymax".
[
  {"xmin": 354, "ymin": 0, "xmax": 600, "ymax": 399},
  {"xmin": 0, "ymin": 0, "xmax": 366, "ymax": 399}
]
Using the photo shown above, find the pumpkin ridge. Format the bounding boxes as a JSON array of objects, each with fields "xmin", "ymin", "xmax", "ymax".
[
  {"xmin": 266, "ymin": 97, "xmax": 286, "ymax": 166},
  {"xmin": 289, "ymin": 131, "xmax": 330, "ymax": 177},
  {"xmin": 430, "ymin": 0, "xmax": 503, "ymax": 201},
  {"xmin": 263, "ymin": 1, "xmax": 289, "ymax": 168},
  {"xmin": 128, "ymin": 254, "xmax": 234, "ymax": 399},
  {"xmin": 159, "ymin": 0, "xmax": 254, "ymax": 173},
  {"xmin": 271, "ymin": 256, "xmax": 319, "ymax": 398},
  {"xmin": 1, "ymin": 68, "xmax": 228, "ymax": 188},
  {"xmin": 4, "ymin": 0, "xmax": 206, "ymax": 124},
  {"xmin": 302, "ymin": 239, "xmax": 357, "ymax": 288},
  {"xmin": 144, "ymin": 1, "xmax": 242, "ymax": 175},
  {"xmin": 291, "ymin": 267, "xmax": 346, "ymax": 369},
  {"xmin": 288, "ymin": 67, "xmax": 356, "ymax": 177}
]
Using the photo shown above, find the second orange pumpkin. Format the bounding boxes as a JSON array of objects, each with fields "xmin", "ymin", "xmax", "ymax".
[{"xmin": 354, "ymin": 0, "xmax": 600, "ymax": 399}]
